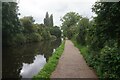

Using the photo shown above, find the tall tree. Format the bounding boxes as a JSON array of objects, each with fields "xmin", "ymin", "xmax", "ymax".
[
  {"xmin": 61, "ymin": 12, "xmax": 81, "ymax": 39},
  {"xmin": 76, "ymin": 17, "xmax": 89, "ymax": 45},
  {"xmin": 49, "ymin": 14, "xmax": 53, "ymax": 27},
  {"xmin": 92, "ymin": 2, "xmax": 120, "ymax": 49},
  {"xmin": 2, "ymin": 2, "xmax": 21, "ymax": 46},
  {"xmin": 44, "ymin": 12, "xmax": 50, "ymax": 27},
  {"xmin": 44, "ymin": 12, "xmax": 54, "ymax": 27}
]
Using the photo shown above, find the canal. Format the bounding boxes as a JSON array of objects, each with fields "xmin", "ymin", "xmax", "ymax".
[{"xmin": 2, "ymin": 39, "xmax": 61, "ymax": 79}]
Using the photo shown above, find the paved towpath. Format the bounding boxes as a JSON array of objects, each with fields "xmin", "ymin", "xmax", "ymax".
[{"xmin": 51, "ymin": 40, "xmax": 98, "ymax": 79}]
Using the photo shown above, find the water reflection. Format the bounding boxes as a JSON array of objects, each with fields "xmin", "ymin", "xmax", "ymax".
[
  {"xmin": 2, "ymin": 39, "xmax": 61, "ymax": 79},
  {"xmin": 20, "ymin": 55, "xmax": 46, "ymax": 78}
]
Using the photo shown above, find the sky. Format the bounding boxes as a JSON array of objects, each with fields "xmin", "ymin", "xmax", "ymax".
[{"xmin": 18, "ymin": 0, "xmax": 97, "ymax": 26}]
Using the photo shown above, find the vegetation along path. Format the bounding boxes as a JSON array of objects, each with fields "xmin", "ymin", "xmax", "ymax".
[{"xmin": 51, "ymin": 40, "xmax": 98, "ymax": 78}]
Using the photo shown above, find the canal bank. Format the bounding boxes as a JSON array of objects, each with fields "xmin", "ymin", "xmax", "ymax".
[{"xmin": 33, "ymin": 41, "xmax": 65, "ymax": 79}]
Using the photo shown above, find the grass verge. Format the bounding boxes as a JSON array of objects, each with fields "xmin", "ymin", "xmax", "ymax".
[
  {"xmin": 72, "ymin": 39, "xmax": 98, "ymax": 77},
  {"xmin": 33, "ymin": 41, "xmax": 65, "ymax": 79},
  {"xmin": 72, "ymin": 39, "xmax": 88, "ymax": 58},
  {"xmin": 72, "ymin": 39, "xmax": 120, "ymax": 78}
]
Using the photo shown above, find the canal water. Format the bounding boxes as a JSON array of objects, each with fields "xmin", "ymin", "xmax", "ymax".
[{"xmin": 2, "ymin": 39, "xmax": 61, "ymax": 79}]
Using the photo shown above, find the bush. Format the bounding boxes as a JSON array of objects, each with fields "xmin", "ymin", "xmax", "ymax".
[
  {"xmin": 50, "ymin": 26, "xmax": 61, "ymax": 38},
  {"xmin": 72, "ymin": 37, "xmax": 120, "ymax": 78},
  {"xmin": 99, "ymin": 44, "xmax": 120, "ymax": 78},
  {"xmin": 76, "ymin": 33, "xmax": 85, "ymax": 45}
]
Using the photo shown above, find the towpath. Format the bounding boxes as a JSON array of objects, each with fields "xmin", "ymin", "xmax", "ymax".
[{"xmin": 51, "ymin": 40, "xmax": 98, "ymax": 79}]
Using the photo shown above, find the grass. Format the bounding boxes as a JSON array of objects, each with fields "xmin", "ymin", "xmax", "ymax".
[
  {"xmin": 72, "ymin": 39, "xmax": 88, "ymax": 58},
  {"xmin": 72, "ymin": 39, "xmax": 99, "ymax": 77},
  {"xmin": 33, "ymin": 41, "xmax": 65, "ymax": 79},
  {"xmin": 71, "ymin": 39, "xmax": 94, "ymax": 68}
]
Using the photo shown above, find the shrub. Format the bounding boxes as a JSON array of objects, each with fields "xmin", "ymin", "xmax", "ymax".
[{"xmin": 99, "ymin": 44, "xmax": 120, "ymax": 78}]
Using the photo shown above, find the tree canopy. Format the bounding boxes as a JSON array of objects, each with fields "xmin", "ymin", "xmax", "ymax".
[
  {"xmin": 2, "ymin": 3, "xmax": 61, "ymax": 46},
  {"xmin": 2, "ymin": 2, "xmax": 21, "ymax": 46},
  {"xmin": 61, "ymin": 12, "xmax": 81, "ymax": 39}
]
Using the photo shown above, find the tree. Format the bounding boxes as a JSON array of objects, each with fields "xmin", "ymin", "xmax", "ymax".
[
  {"xmin": 76, "ymin": 17, "xmax": 89, "ymax": 45},
  {"xmin": 44, "ymin": 12, "xmax": 54, "ymax": 27},
  {"xmin": 49, "ymin": 14, "xmax": 53, "ymax": 27},
  {"xmin": 50, "ymin": 26, "xmax": 61, "ymax": 38},
  {"xmin": 20, "ymin": 16, "xmax": 35, "ymax": 33},
  {"xmin": 2, "ymin": 2, "xmax": 21, "ymax": 46},
  {"xmin": 92, "ymin": 2, "xmax": 120, "ymax": 49},
  {"xmin": 44, "ymin": 12, "xmax": 50, "ymax": 27},
  {"xmin": 61, "ymin": 12, "xmax": 81, "ymax": 39},
  {"xmin": 87, "ymin": 2, "xmax": 120, "ymax": 78}
]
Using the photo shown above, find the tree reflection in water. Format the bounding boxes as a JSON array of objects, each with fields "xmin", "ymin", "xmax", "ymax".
[{"xmin": 2, "ymin": 39, "xmax": 61, "ymax": 79}]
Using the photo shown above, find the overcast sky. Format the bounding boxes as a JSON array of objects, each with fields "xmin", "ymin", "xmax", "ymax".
[{"xmin": 18, "ymin": 0, "xmax": 97, "ymax": 26}]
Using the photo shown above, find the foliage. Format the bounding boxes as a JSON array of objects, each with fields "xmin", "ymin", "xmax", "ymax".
[
  {"xmin": 87, "ymin": 3, "xmax": 120, "ymax": 78},
  {"xmin": 19, "ymin": 17, "xmax": 51, "ymax": 42},
  {"xmin": 50, "ymin": 26, "xmax": 61, "ymax": 38},
  {"xmin": 72, "ymin": 38, "xmax": 120, "ymax": 78},
  {"xmin": 61, "ymin": 2, "xmax": 120, "ymax": 78},
  {"xmin": 61, "ymin": 12, "xmax": 81, "ymax": 39},
  {"xmin": 33, "ymin": 41, "xmax": 65, "ymax": 79},
  {"xmin": 20, "ymin": 16, "xmax": 35, "ymax": 33},
  {"xmin": 49, "ymin": 14, "xmax": 53, "ymax": 27},
  {"xmin": 61, "ymin": 12, "xmax": 81, "ymax": 27},
  {"xmin": 3, "ymin": 1, "xmax": 120, "ymax": 78},
  {"xmin": 41, "ymin": 29, "xmax": 51, "ymax": 40},
  {"xmin": 72, "ymin": 39, "xmax": 88, "ymax": 58},
  {"xmin": 43, "ymin": 12, "xmax": 61, "ymax": 39},
  {"xmin": 99, "ymin": 43, "xmax": 120, "ymax": 78},
  {"xmin": 2, "ymin": 2, "xmax": 21, "ymax": 46},
  {"xmin": 92, "ymin": 2, "xmax": 120, "ymax": 48},
  {"xmin": 76, "ymin": 17, "xmax": 89, "ymax": 45},
  {"xmin": 2, "ymin": 2, "xmax": 58, "ymax": 46},
  {"xmin": 12, "ymin": 33, "xmax": 26, "ymax": 45},
  {"xmin": 44, "ymin": 12, "xmax": 53, "ymax": 27},
  {"xmin": 25, "ymin": 33, "xmax": 42, "ymax": 42}
]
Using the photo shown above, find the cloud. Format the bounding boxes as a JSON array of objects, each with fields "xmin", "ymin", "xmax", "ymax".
[
  {"xmin": 18, "ymin": 0, "xmax": 97, "ymax": 26},
  {"xmin": 20, "ymin": 55, "xmax": 46, "ymax": 78}
]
